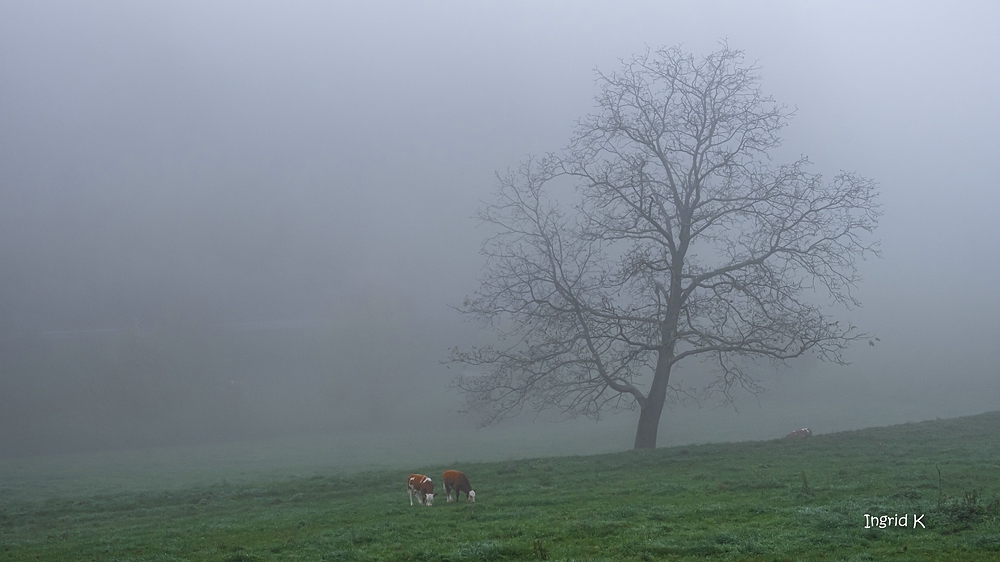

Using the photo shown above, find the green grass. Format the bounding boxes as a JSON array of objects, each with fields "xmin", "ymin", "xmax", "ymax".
[{"xmin": 3, "ymin": 412, "xmax": 1000, "ymax": 561}]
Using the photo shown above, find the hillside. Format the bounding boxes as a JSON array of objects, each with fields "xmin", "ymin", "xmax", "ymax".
[{"xmin": 3, "ymin": 412, "xmax": 1000, "ymax": 561}]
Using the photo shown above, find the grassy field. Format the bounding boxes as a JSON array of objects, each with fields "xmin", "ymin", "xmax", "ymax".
[{"xmin": 3, "ymin": 412, "xmax": 1000, "ymax": 561}]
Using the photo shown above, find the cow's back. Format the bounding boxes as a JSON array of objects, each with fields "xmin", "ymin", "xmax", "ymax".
[
  {"xmin": 443, "ymin": 470, "xmax": 469, "ymax": 491},
  {"xmin": 409, "ymin": 474, "xmax": 433, "ymax": 492}
]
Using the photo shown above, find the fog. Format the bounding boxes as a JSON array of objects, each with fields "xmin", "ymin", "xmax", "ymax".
[{"xmin": 1, "ymin": 1, "xmax": 999, "ymax": 463}]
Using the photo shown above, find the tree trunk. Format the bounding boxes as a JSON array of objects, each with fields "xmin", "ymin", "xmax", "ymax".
[
  {"xmin": 633, "ymin": 397, "xmax": 663, "ymax": 449},
  {"xmin": 633, "ymin": 351, "xmax": 673, "ymax": 449}
]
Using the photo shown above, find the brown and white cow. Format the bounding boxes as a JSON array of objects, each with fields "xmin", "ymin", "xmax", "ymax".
[
  {"xmin": 442, "ymin": 470, "xmax": 475, "ymax": 503},
  {"xmin": 785, "ymin": 428, "xmax": 812, "ymax": 440},
  {"xmin": 407, "ymin": 474, "xmax": 434, "ymax": 506}
]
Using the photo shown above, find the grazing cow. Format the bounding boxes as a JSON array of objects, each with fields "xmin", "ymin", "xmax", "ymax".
[
  {"xmin": 785, "ymin": 428, "xmax": 812, "ymax": 440},
  {"xmin": 407, "ymin": 474, "xmax": 434, "ymax": 506},
  {"xmin": 442, "ymin": 470, "xmax": 476, "ymax": 503}
]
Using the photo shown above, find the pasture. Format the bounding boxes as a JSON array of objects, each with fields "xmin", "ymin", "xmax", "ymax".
[{"xmin": 3, "ymin": 412, "xmax": 1000, "ymax": 561}]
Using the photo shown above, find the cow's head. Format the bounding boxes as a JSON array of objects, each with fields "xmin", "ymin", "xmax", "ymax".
[
  {"xmin": 424, "ymin": 493, "xmax": 434, "ymax": 506},
  {"xmin": 467, "ymin": 490, "xmax": 476, "ymax": 503}
]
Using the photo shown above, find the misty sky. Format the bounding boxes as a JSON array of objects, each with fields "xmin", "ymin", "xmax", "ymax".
[{"xmin": 2, "ymin": 1, "xmax": 999, "ymax": 445}]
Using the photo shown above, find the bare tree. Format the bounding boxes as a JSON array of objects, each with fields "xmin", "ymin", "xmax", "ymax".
[{"xmin": 452, "ymin": 44, "xmax": 880, "ymax": 449}]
